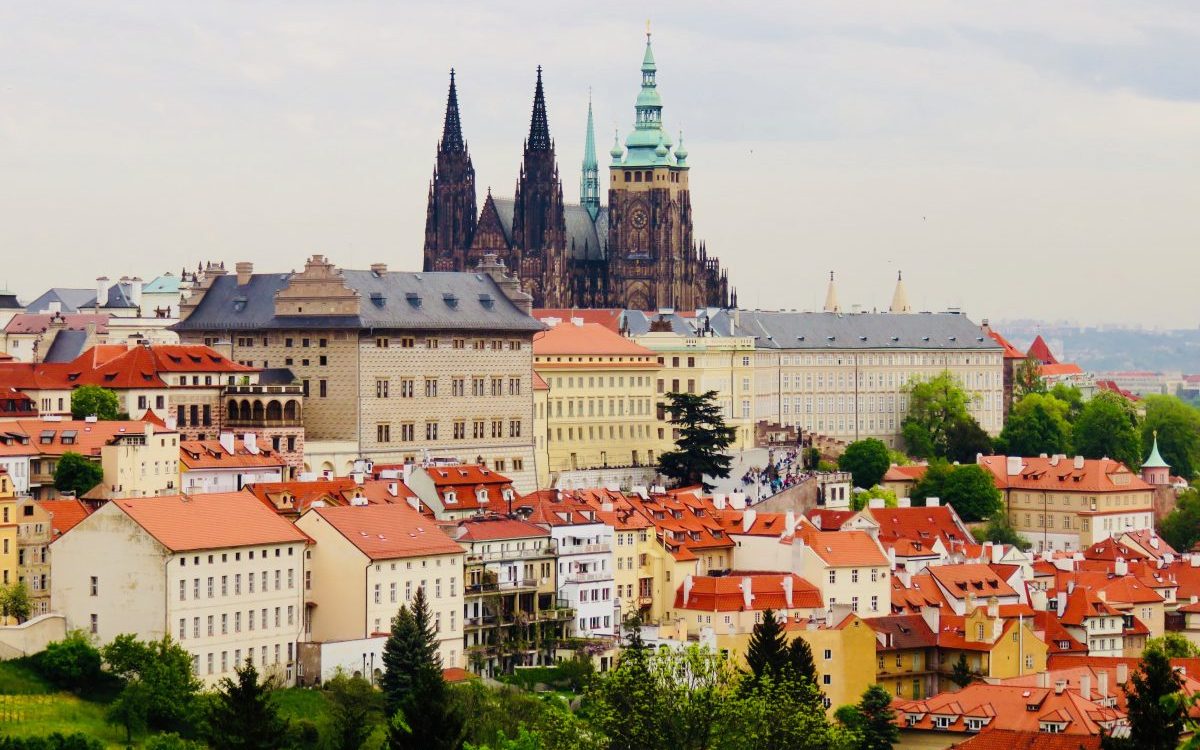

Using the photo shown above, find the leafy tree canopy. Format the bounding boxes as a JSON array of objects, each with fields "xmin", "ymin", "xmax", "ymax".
[
  {"xmin": 901, "ymin": 372, "xmax": 979, "ymax": 460},
  {"xmin": 1142, "ymin": 395, "xmax": 1200, "ymax": 480},
  {"xmin": 70, "ymin": 385, "xmax": 123, "ymax": 420},
  {"xmin": 838, "ymin": 439, "xmax": 891, "ymax": 489},
  {"xmin": 1073, "ymin": 391, "xmax": 1142, "ymax": 469},
  {"xmin": 1013, "ymin": 355, "xmax": 1045, "ymax": 400},
  {"xmin": 53, "ymin": 452, "xmax": 103, "ymax": 498},
  {"xmin": 996, "ymin": 392, "xmax": 1072, "ymax": 458},
  {"xmin": 939, "ymin": 464, "xmax": 1003, "ymax": 522},
  {"xmin": 973, "ymin": 513, "xmax": 1031, "ymax": 551},
  {"xmin": 1159, "ymin": 488, "xmax": 1200, "ymax": 554}
]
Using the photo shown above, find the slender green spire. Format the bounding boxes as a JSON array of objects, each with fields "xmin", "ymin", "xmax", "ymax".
[
  {"xmin": 1144, "ymin": 431, "xmax": 1170, "ymax": 469},
  {"xmin": 581, "ymin": 91, "xmax": 600, "ymax": 220},
  {"xmin": 619, "ymin": 28, "xmax": 674, "ymax": 167}
]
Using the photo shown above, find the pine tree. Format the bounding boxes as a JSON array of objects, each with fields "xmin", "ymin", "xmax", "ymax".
[
  {"xmin": 380, "ymin": 587, "xmax": 462, "ymax": 750},
  {"xmin": 857, "ymin": 684, "xmax": 899, "ymax": 750},
  {"xmin": 657, "ymin": 390, "xmax": 736, "ymax": 490},
  {"xmin": 745, "ymin": 609, "xmax": 789, "ymax": 680},
  {"xmin": 787, "ymin": 635, "xmax": 817, "ymax": 686},
  {"xmin": 949, "ymin": 653, "xmax": 976, "ymax": 688},
  {"xmin": 206, "ymin": 658, "xmax": 289, "ymax": 750},
  {"xmin": 1101, "ymin": 648, "xmax": 1184, "ymax": 750}
]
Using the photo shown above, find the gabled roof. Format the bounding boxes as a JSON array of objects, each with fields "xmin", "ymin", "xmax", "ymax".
[
  {"xmin": 309, "ymin": 503, "xmax": 462, "ymax": 560},
  {"xmin": 533, "ymin": 321, "xmax": 655, "ymax": 357},
  {"xmin": 867, "ymin": 504, "xmax": 970, "ymax": 548},
  {"xmin": 179, "ymin": 438, "xmax": 286, "ymax": 470},
  {"xmin": 803, "ymin": 508, "xmax": 856, "ymax": 530},
  {"xmin": 896, "ymin": 683, "xmax": 1123, "ymax": 735},
  {"xmin": 23, "ymin": 289, "xmax": 96, "ymax": 314},
  {"xmin": 866, "ymin": 614, "xmax": 937, "ymax": 651},
  {"xmin": 517, "ymin": 490, "xmax": 605, "ymax": 527},
  {"xmin": 929, "ymin": 563, "xmax": 1019, "ymax": 601},
  {"xmin": 943, "ymin": 729, "xmax": 1102, "ymax": 750},
  {"xmin": 0, "ymin": 418, "xmax": 172, "ymax": 458},
  {"xmin": 882, "ymin": 464, "xmax": 928, "ymax": 482},
  {"xmin": 35, "ymin": 498, "xmax": 92, "ymax": 537},
  {"xmin": 977, "ymin": 455, "xmax": 1152, "ymax": 494},
  {"xmin": 797, "ymin": 526, "xmax": 888, "ymax": 567},
  {"xmin": 105, "ymin": 491, "xmax": 309, "ymax": 552},
  {"xmin": 984, "ymin": 327, "xmax": 1026, "ymax": 360},
  {"xmin": 1026, "ymin": 335, "xmax": 1059, "ymax": 365},
  {"xmin": 454, "ymin": 514, "xmax": 549, "ymax": 542},
  {"xmin": 532, "ymin": 308, "xmax": 624, "ymax": 332},
  {"xmin": 3, "ymin": 312, "xmax": 109, "ymax": 335},
  {"xmin": 673, "ymin": 572, "xmax": 823, "ymax": 612}
]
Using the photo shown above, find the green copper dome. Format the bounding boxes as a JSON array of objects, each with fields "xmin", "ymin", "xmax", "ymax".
[
  {"xmin": 1144, "ymin": 433, "xmax": 1170, "ymax": 469},
  {"xmin": 673, "ymin": 130, "xmax": 688, "ymax": 163},
  {"xmin": 610, "ymin": 129, "xmax": 624, "ymax": 162},
  {"xmin": 616, "ymin": 32, "xmax": 680, "ymax": 169}
]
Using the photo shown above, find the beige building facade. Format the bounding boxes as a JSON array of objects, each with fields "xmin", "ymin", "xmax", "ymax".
[{"xmin": 176, "ymin": 255, "xmax": 543, "ymax": 491}]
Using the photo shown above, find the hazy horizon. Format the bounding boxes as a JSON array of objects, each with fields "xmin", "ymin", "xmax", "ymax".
[{"xmin": 2, "ymin": 2, "xmax": 1198, "ymax": 327}]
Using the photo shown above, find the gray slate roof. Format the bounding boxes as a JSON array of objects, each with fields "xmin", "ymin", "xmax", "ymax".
[
  {"xmin": 25, "ymin": 288, "xmax": 95, "ymax": 313},
  {"xmin": 42, "ymin": 330, "xmax": 90, "ymax": 362},
  {"xmin": 490, "ymin": 198, "xmax": 608, "ymax": 262},
  {"xmin": 708, "ymin": 310, "xmax": 1002, "ymax": 351},
  {"xmin": 174, "ymin": 269, "xmax": 543, "ymax": 334}
]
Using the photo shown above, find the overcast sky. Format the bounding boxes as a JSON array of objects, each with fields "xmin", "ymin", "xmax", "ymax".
[{"xmin": 2, "ymin": 2, "xmax": 1198, "ymax": 327}]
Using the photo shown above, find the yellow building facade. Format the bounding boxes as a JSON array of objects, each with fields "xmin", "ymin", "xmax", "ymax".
[
  {"xmin": 533, "ymin": 321, "xmax": 663, "ymax": 475},
  {"xmin": 793, "ymin": 613, "xmax": 877, "ymax": 712},
  {"xmin": 0, "ymin": 471, "xmax": 16, "ymax": 596}
]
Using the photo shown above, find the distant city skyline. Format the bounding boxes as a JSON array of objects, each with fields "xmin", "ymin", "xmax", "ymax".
[{"xmin": 2, "ymin": 2, "xmax": 1198, "ymax": 326}]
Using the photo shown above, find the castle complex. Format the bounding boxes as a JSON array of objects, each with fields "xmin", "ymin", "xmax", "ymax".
[{"xmin": 421, "ymin": 34, "xmax": 733, "ymax": 311}]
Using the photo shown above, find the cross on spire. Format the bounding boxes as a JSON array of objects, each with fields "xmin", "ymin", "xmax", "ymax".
[
  {"xmin": 527, "ymin": 66, "xmax": 551, "ymax": 151},
  {"xmin": 440, "ymin": 68, "xmax": 464, "ymax": 154}
]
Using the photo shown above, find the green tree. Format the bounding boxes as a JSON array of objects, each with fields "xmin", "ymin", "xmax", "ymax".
[
  {"xmin": 996, "ymin": 392, "xmax": 1072, "ymax": 457},
  {"xmin": 1073, "ymin": 391, "xmax": 1142, "ymax": 469},
  {"xmin": 745, "ymin": 609, "xmax": 789, "ymax": 682},
  {"xmin": 1146, "ymin": 632, "xmax": 1200, "ymax": 658},
  {"xmin": 944, "ymin": 416, "xmax": 993, "ymax": 465},
  {"xmin": 101, "ymin": 634, "xmax": 201, "ymax": 735},
  {"xmin": 1013, "ymin": 355, "xmax": 1045, "ymax": 399},
  {"xmin": 723, "ymin": 672, "xmax": 841, "ymax": 750},
  {"xmin": 0, "ymin": 734, "xmax": 104, "ymax": 750},
  {"xmin": 939, "ymin": 464, "xmax": 1002, "ymax": 522},
  {"xmin": 787, "ymin": 636, "xmax": 818, "ymax": 687},
  {"xmin": 657, "ymin": 391, "xmax": 736, "ymax": 490},
  {"xmin": 1159, "ymin": 488, "xmax": 1200, "ymax": 553},
  {"xmin": 105, "ymin": 679, "xmax": 149, "ymax": 744},
  {"xmin": 143, "ymin": 734, "xmax": 205, "ymax": 750},
  {"xmin": 837, "ymin": 684, "xmax": 898, "ymax": 750},
  {"xmin": 948, "ymin": 653, "xmax": 978, "ymax": 688},
  {"xmin": 901, "ymin": 372, "xmax": 974, "ymax": 459},
  {"xmin": 910, "ymin": 460, "xmax": 951, "ymax": 506},
  {"xmin": 1048, "ymin": 383, "xmax": 1084, "ymax": 421},
  {"xmin": 1142, "ymin": 395, "xmax": 1200, "ymax": 479},
  {"xmin": 802, "ymin": 447, "xmax": 821, "ymax": 471},
  {"xmin": 838, "ymin": 439, "xmax": 891, "ymax": 490},
  {"xmin": 381, "ymin": 587, "xmax": 462, "ymax": 750},
  {"xmin": 34, "ymin": 630, "xmax": 102, "ymax": 692},
  {"xmin": 206, "ymin": 658, "xmax": 290, "ymax": 750},
  {"xmin": 325, "ymin": 672, "xmax": 384, "ymax": 750},
  {"xmin": 973, "ymin": 514, "xmax": 1031, "ymax": 551},
  {"xmin": 851, "ymin": 485, "xmax": 897, "ymax": 512},
  {"xmin": 0, "ymin": 582, "xmax": 32, "ymax": 623},
  {"xmin": 53, "ymin": 452, "xmax": 103, "ymax": 498},
  {"xmin": 1101, "ymin": 648, "xmax": 1184, "ymax": 750},
  {"xmin": 69, "ymin": 385, "xmax": 122, "ymax": 420}
]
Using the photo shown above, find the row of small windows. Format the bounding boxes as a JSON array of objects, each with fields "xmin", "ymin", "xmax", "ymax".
[
  {"xmin": 375, "ymin": 377, "xmax": 522, "ymax": 398},
  {"xmin": 178, "ymin": 568, "xmax": 296, "ymax": 600},
  {"xmin": 376, "ymin": 419, "xmax": 522, "ymax": 443},
  {"xmin": 178, "ymin": 606, "xmax": 295, "ymax": 639}
]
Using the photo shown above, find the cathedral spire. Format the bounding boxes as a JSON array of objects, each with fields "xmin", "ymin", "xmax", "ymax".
[
  {"xmin": 617, "ymin": 29, "xmax": 672, "ymax": 167},
  {"xmin": 889, "ymin": 270, "xmax": 911, "ymax": 313},
  {"xmin": 823, "ymin": 271, "xmax": 840, "ymax": 313},
  {"xmin": 440, "ymin": 69, "xmax": 465, "ymax": 154},
  {"xmin": 581, "ymin": 91, "xmax": 600, "ymax": 220},
  {"xmin": 527, "ymin": 66, "xmax": 551, "ymax": 151}
]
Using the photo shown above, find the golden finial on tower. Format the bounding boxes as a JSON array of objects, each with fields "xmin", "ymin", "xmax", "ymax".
[{"xmin": 646, "ymin": 19, "xmax": 651, "ymax": 41}]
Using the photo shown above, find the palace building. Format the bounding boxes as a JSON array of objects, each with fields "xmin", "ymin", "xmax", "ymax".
[{"xmin": 422, "ymin": 33, "xmax": 732, "ymax": 311}]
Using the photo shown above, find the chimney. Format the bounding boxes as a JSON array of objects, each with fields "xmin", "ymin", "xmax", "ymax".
[
  {"xmin": 742, "ymin": 508, "xmax": 757, "ymax": 533},
  {"xmin": 1038, "ymin": 671, "xmax": 1049, "ymax": 688},
  {"xmin": 782, "ymin": 575, "xmax": 794, "ymax": 609},
  {"xmin": 1050, "ymin": 454, "xmax": 1061, "ymax": 467},
  {"xmin": 129, "ymin": 277, "xmax": 143, "ymax": 307},
  {"xmin": 165, "ymin": 414, "xmax": 178, "ymax": 431},
  {"xmin": 1055, "ymin": 679, "xmax": 1066, "ymax": 695},
  {"xmin": 1067, "ymin": 579, "xmax": 1075, "ymax": 594},
  {"xmin": 235, "ymin": 262, "xmax": 254, "ymax": 286},
  {"xmin": 730, "ymin": 492, "xmax": 746, "ymax": 509},
  {"xmin": 243, "ymin": 433, "xmax": 259, "ymax": 455},
  {"xmin": 48, "ymin": 300, "xmax": 61, "ymax": 314},
  {"xmin": 1116, "ymin": 663, "xmax": 1128, "ymax": 685},
  {"xmin": 987, "ymin": 596, "xmax": 999, "ymax": 619},
  {"xmin": 370, "ymin": 262, "xmax": 388, "ymax": 275},
  {"xmin": 740, "ymin": 576, "xmax": 754, "ymax": 610},
  {"xmin": 219, "ymin": 432, "xmax": 236, "ymax": 455},
  {"xmin": 1114, "ymin": 557, "xmax": 1128, "ymax": 576},
  {"xmin": 387, "ymin": 482, "xmax": 398, "ymax": 497},
  {"xmin": 1191, "ymin": 554, "xmax": 1200, "ymax": 569},
  {"xmin": 1056, "ymin": 590, "xmax": 1067, "ymax": 614},
  {"xmin": 1007, "ymin": 456, "xmax": 1023, "ymax": 476},
  {"xmin": 898, "ymin": 497, "xmax": 911, "ymax": 508},
  {"xmin": 1074, "ymin": 455, "xmax": 1085, "ymax": 470},
  {"xmin": 682, "ymin": 574, "xmax": 694, "ymax": 606},
  {"xmin": 785, "ymin": 509, "xmax": 796, "ymax": 535},
  {"xmin": 406, "ymin": 496, "xmax": 420, "ymax": 512},
  {"xmin": 712, "ymin": 493, "xmax": 727, "ymax": 510},
  {"xmin": 1098, "ymin": 670, "xmax": 1109, "ymax": 697},
  {"xmin": 1081, "ymin": 673, "xmax": 1091, "ymax": 699},
  {"xmin": 920, "ymin": 605, "xmax": 940, "ymax": 634},
  {"xmin": 926, "ymin": 497, "xmax": 940, "ymax": 507},
  {"xmin": 95, "ymin": 276, "xmax": 110, "ymax": 308}
]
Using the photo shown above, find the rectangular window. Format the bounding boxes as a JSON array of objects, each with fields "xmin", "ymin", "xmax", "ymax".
[
  {"xmin": 376, "ymin": 379, "xmax": 389, "ymax": 398},
  {"xmin": 377, "ymin": 423, "xmax": 390, "ymax": 443}
]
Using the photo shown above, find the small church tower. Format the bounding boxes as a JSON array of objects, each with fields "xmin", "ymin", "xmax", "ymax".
[{"xmin": 1141, "ymin": 432, "xmax": 1172, "ymax": 486}]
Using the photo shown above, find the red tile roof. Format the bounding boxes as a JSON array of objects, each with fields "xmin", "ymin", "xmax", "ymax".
[
  {"xmin": 532, "ymin": 308, "xmax": 624, "ymax": 332},
  {"xmin": 945, "ymin": 729, "xmax": 1102, "ymax": 750},
  {"xmin": 454, "ymin": 514, "xmax": 549, "ymax": 542},
  {"xmin": 423, "ymin": 464, "xmax": 511, "ymax": 488},
  {"xmin": 1027, "ymin": 335, "xmax": 1059, "ymax": 365},
  {"xmin": 532, "ymin": 321, "xmax": 655, "ymax": 357},
  {"xmin": 673, "ymin": 572, "xmax": 823, "ymax": 612},
  {"xmin": 868, "ymin": 505, "xmax": 971, "ymax": 548},
  {"xmin": 984, "ymin": 328, "xmax": 1027, "ymax": 360},
  {"xmin": 896, "ymin": 683, "xmax": 1123, "ymax": 735},
  {"xmin": 883, "ymin": 464, "xmax": 929, "ymax": 482},
  {"xmin": 796, "ymin": 526, "xmax": 888, "ymax": 567},
  {"xmin": 866, "ymin": 614, "xmax": 937, "ymax": 651},
  {"xmin": 106, "ymin": 491, "xmax": 309, "ymax": 551},
  {"xmin": 803, "ymin": 508, "xmax": 856, "ymax": 530},
  {"xmin": 3, "ymin": 313, "xmax": 109, "ymax": 335},
  {"xmin": 310, "ymin": 504, "xmax": 462, "ymax": 560},
  {"xmin": 246, "ymin": 478, "xmax": 420, "ymax": 516},
  {"xmin": 891, "ymin": 573, "xmax": 951, "ymax": 614},
  {"xmin": 0, "ymin": 418, "xmax": 173, "ymax": 458},
  {"xmin": 929, "ymin": 563, "xmax": 1019, "ymax": 601},
  {"xmin": 180, "ymin": 438, "xmax": 286, "ymax": 470},
  {"xmin": 977, "ymin": 455, "xmax": 1152, "ymax": 494},
  {"xmin": 35, "ymin": 498, "xmax": 92, "ymax": 537},
  {"xmin": 1041, "ymin": 363, "xmax": 1084, "ymax": 377},
  {"xmin": 0, "ymin": 344, "xmax": 253, "ymax": 392}
]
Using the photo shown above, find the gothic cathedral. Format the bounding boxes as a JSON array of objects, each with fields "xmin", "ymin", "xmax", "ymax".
[{"xmin": 422, "ymin": 34, "xmax": 733, "ymax": 311}]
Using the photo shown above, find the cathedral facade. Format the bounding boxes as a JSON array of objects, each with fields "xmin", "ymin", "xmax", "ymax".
[{"xmin": 422, "ymin": 35, "xmax": 732, "ymax": 311}]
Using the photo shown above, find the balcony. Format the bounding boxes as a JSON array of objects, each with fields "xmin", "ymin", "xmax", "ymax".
[
  {"xmin": 466, "ymin": 547, "xmax": 556, "ymax": 564},
  {"xmin": 465, "ymin": 579, "xmax": 541, "ymax": 595},
  {"xmin": 563, "ymin": 570, "xmax": 613, "ymax": 584},
  {"xmin": 226, "ymin": 384, "xmax": 304, "ymax": 396},
  {"xmin": 558, "ymin": 542, "xmax": 612, "ymax": 555},
  {"xmin": 224, "ymin": 417, "xmax": 303, "ymax": 429}
]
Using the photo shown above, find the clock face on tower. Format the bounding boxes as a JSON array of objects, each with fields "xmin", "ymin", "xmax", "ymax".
[{"xmin": 630, "ymin": 208, "xmax": 648, "ymax": 229}]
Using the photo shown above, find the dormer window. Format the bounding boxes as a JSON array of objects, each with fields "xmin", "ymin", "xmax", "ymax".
[
  {"xmin": 477, "ymin": 488, "xmax": 488, "ymax": 504},
  {"xmin": 445, "ymin": 491, "xmax": 457, "ymax": 505}
]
